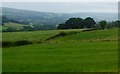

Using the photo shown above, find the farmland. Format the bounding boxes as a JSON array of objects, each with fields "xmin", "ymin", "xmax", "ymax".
[
  {"xmin": 2, "ymin": 28, "xmax": 118, "ymax": 72},
  {"xmin": 2, "ymin": 22, "xmax": 24, "ymax": 31},
  {"xmin": 2, "ymin": 29, "xmax": 84, "ymax": 42}
]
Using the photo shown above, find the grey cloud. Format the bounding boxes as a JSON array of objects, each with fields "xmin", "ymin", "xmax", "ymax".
[{"xmin": 2, "ymin": 2, "xmax": 118, "ymax": 13}]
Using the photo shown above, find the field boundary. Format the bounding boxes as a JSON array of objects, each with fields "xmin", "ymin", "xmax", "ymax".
[
  {"xmin": 46, "ymin": 28, "xmax": 97, "ymax": 41},
  {"xmin": 2, "ymin": 29, "xmax": 97, "ymax": 47}
]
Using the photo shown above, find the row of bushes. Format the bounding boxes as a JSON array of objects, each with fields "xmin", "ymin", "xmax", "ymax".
[
  {"xmin": 46, "ymin": 31, "xmax": 78, "ymax": 40},
  {"xmin": 2, "ymin": 31, "xmax": 78, "ymax": 47},
  {"xmin": 2, "ymin": 40, "xmax": 32, "ymax": 47},
  {"xmin": 2, "ymin": 29, "xmax": 98, "ymax": 47},
  {"xmin": 46, "ymin": 28, "xmax": 99, "ymax": 41}
]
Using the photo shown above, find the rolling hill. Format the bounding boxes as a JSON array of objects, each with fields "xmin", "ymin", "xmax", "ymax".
[
  {"xmin": 2, "ymin": 28, "xmax": 118, "ymax": 72},
  {"xmin": 1, "ymin": 7, "xmax": 118, "ymax": 26}
]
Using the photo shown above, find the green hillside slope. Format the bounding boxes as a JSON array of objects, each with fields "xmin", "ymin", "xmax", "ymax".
[
  {"xmin": 2, "ymin": 29, "xmax": 83, "ymax": 42},
  {"xmin": 4, "ymin": 22, "xmax": 24, "ymax": 30},
  {"xmin": 2, "ymin": 28, "xmax": 118, "ymax": 72},
  {"xmin": 49, "ymin": 28, "xmax": 118, "ymax": 43}
]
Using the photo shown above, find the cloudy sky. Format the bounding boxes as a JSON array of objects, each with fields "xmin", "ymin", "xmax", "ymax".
[
  {"xmin": 2, "ymin": 2, "xmax": 118, "ymax": 13},
  {"xmin": 2, "ymin": 0, "xmax": 119, "ymax": 2}
]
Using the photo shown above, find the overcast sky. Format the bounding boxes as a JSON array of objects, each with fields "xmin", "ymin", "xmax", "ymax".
[
  {"xmin": 2, "ymin": 0, "xmax": 119, "ymax": 2},
  {"xmin": 2, "ymin": 2, "xmax": 118, "ymax": 13}
]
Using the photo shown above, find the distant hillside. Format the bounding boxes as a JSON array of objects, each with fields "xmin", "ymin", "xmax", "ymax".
[
  {"xmin": 2, "ymin": 7, "xmax": 118, "ymax": 26},
  {"xmin": 2, "ymin": 7, "xmax": 69, "ymax": 26}
]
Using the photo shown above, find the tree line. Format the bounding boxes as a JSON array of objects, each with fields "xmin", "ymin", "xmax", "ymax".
[
  {"xmin": 1, "ymin": 16, "xmax": 56, "ymax": 32},
  {"xmin": 57, "ymin": 17, "xmax": 120, "ymax": 29},
  {"xmin": 1, "ymin": 16, "xmax": 120, "ymax": 32}
]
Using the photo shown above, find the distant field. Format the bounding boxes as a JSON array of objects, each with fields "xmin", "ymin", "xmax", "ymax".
[
  {"xmin": 2, "ymin": 29, "xmax": 84, "ymax": 42},
  {"xmin": 48, "ymin": 29, "xmax": 118, "ymax": 43},
  {"xmin": 2, "ymin": 28, "xmax": 118, "ymax": 72},
  {"xmin": 1, "ymin": 26, "xmax": 8, "ymax": 31},
  {"xmin": 1, "ymin": 22, "xmax": 24, "ymax": 32},
  {"xmin": 4, "ymin": 22, "xmax": 24, "ymax": 29},
  {"xmin": 0, "ymin": 48, "xmax": 1, "ymax": 73}
]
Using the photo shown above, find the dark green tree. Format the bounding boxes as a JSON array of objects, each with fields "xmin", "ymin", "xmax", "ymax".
[
  {"xmin": 65, "ymin": 17, "xmax": 83, "ymax": 29},
  {"xmin": 112, "ymin": 20, "xmax": 120, "ymax": 28},
  {"xmin": 65, "ymin": 18, "xmax": 75, "ymax": 29},
  {"xmin": 2, "ymin": 16, "xmax": 10, "ymax": 25},
  {"xmin": 6, "ymin": 27, "xmax": 17, "ymax": 32},
  {"xmin": 57, "ymin": 17, "xmax": 96, "ymax": 29},
  {"xmin": 106, "ymin": 22, "xmax": 113, "ymax": 29},
  {"xmin": 57, "ymin": 17, "xmax": 84, "ymax": 29},
  {"xmin": 83, "ymin": 17, "xmax": 96, "ymax": 28},
  {"xmin": 73, "ymin": 18, "xmax": 83, "ymax": 28},
  {"xmin": 57, "ymin": 23, "xmax": 66, "ymax": 29},
  {"xmin": 99, "ymin": 20, "xmax": 107, "ymax": 29}
]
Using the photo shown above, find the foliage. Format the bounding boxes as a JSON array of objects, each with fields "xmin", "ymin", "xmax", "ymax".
[
  {"xmin": 57, "ymin": 17, "xmax": 96, "ymax": 29},
  {"xmin": 2, "ymin": 41, "xmax": 14, "ymax": 47},
  {"xmin": 2, "ymin": 40, "xmax": 32, "ymax": 47},
  {"xmin": 1, "ymin": 16, "xmax": 9, "ymax": 25},
  {"xmin": 15, "ymin": 40, "xmax": 32, "ymax": 46},
  {"xmin": 65, "ymin": 17, "xmax": 83, "ymax": 29},
  {"xmin": 2, "ymin": 7, "xmax": 118, "ymax": 26},
  {"xmin": 83, "ymin": 17, "xmax": 96, "ymax": 28},
  {"xmin": 1, "ymin": 14, "xmax": 119, "ymax": 32},
  {"xmin": 99, "ymin": 20, "xmax": 107, "ymax": 29},
  {"xmin": 57, "ymin": 24, "xmax": 66, "ymax": 29},
  {"xmin": 6, "ymin": 27, "xmax": 17, "ymax": 32},
  {"xmin": 112, "ymin": 20, "xmax": 120, "ymax": 28}
]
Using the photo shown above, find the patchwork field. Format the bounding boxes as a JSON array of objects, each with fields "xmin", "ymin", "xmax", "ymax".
[
  {"xmin": 2, "ymin": 28, "xmax": 118, "ymax": 72},
  {"xmin": 1, "ymin": 22, "xmax": 25, "ymax": 31},
  {"xmin": 2, "ymin": 29, "xmax": 84, "ymax": 42}
]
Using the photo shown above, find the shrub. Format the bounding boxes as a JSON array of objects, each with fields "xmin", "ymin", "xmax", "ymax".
[
  {"xmin": 68, "ymin": 31, "xmax": 77, "ymax": 34},
  {"xmin": 99, "ymin": 20, "xmax": 107, "ymax": 29},
  {"xmin": 2, "ymin": 40, "xmax": 33, "ymax": 47},
  {"xmin": 2, "ymin": 41, "xmax": 14, "ymax": 47},
  {"xmin": 82, "ymin": 29, "xmax": 93, "ymax": 32},
  {"xmin": 15, "ymin": 40, "xmax": 32, "ymax": 46},
  {"xmin": 6, "ymin": 27, "xmax": 17, "ymax": 32},
  {"xmin": 58, "ymin": 31, "xmax": 67, "ymax": 36}
]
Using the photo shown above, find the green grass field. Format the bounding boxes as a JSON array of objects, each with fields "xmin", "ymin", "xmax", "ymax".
[
  {"xmin": 0, "ymin": 47, "xmax": 2, "ymax": 73},
  {"xmin": 0, "ymin": 22, "xmax": 24, "ymax": 32},
  {"xmin": 2, "ymin": 29, "xmax": 83, "ymax": 42},
  {"xmin": 2, "ymin": 28, "xmax": 118, "ymax": 72},
  {"xmin": 4, "ymin": 22, "xmax": 24, "ymax": 30}
]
